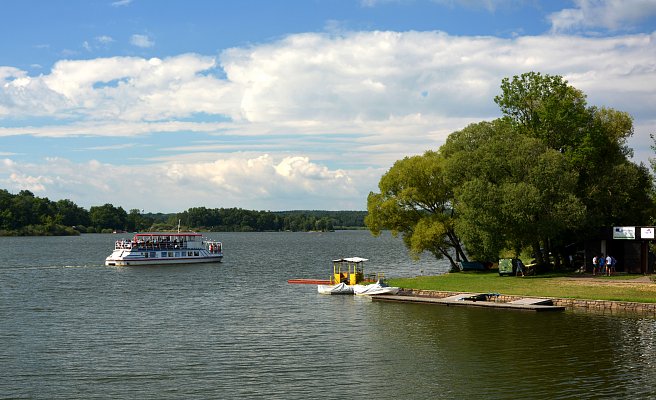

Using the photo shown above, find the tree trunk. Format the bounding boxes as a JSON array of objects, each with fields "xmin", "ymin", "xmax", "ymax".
[
  {"xmin": 438, "ymin": 247, "xmax": 459, "ymax": 272},
  {"xmin": 447, "ymin": 231, "xmax": 468, "ymax": 263},
  {"xmin": 533, "ymin": 242, "xmax": 544, "ymax": 265}
]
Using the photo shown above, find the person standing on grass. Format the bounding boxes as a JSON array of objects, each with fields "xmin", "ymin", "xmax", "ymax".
[
  {"xmin": 515, "ymin": 259, "xmax": 525, "ymax": 277},
  {"xmin": 606, "ymin": 255, "xmax": 615, "ymax": 276},
  {"xmin": 599, "ymin": 255, "xmax": 606, "ymax": 276},
  {"xmin": 592, "ymin": 255, "xmax": 599, "ymax": 275}
]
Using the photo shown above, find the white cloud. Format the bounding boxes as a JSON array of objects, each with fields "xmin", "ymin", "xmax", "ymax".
[
  {"xmin": 0, "ymin": 155, "xmax": 376, "ymax": 211},
  {"xmin": 97, "ymin": 35, "xmax": 114, "ymax": 45},
  {"xmin": 111, "ymin": 0, "xmax": 132, "ymax": 7},
  {"xmin": 1, "ymin": 30, "xmax": 655, "ymax": 210},
  {"xmin": 220, "ymin": 30, "xmax": 656, "ymax": 152},
  {"xmin": 0, "ymin": 54, "xmax": 238, "ymax": 121},
  {"xmin": 83, "ymin": 35, "xmax": 115, "ymax": 52},
  {"xmin": 3, "ymin": 31, "xmax": 654, "ymax": 142},
  {"xmin": 0, "ymin": 66, "xmax": 26, "ymax": 82},
  {"xmin": 130, "ymin": 34, "xmax": 154, "ymax": 48},
  {"xmin": 8, "ymin": 172, "xmax": 52, "ymax": 192},
  {"xmin": 549, "ymin": 0, "xmax": 656, "ymax": 33}
]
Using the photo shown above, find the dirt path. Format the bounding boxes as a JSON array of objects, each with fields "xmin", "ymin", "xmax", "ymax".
[{"xmin": 559, "ymin": 274, "xmax": 653, "ymax": 287}]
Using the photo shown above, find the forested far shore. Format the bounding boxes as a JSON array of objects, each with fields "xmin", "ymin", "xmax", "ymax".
[{"xmin": 0, "ymin": 189, "xmax": 367, "ymax": 236}]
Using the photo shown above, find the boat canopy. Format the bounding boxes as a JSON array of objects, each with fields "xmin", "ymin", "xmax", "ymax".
[
  {"xmin": 131, "ymin": 232, "xmax": 204, "ymax": 244},
  {"xmin": 332, "ymin": 257, "xmax": 369, "ymax": 263},
  {"xmin": 134, "ymin": 232, "xmax": 202, "ymax": 238}
]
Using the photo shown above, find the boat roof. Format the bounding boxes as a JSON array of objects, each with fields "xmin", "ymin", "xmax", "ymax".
[
  {"xmin": 133, "ymin": 232, "xmax": 202, "ymax": 238},
  {"xmin": 332, "ymin": 257, "xmax": 369, "ymax": 263}
]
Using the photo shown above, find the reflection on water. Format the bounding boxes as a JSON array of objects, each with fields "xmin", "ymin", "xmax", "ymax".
[
  {"xmin": 1, "ymin": 231, "xmax": 655, "ymax": 399},
  {"xmin": 367, "ymin": 303, "xmax": 656, "ymax": 399}
]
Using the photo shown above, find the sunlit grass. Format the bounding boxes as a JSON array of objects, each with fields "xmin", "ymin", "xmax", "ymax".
[{"xmin": 388, "ymin": 272, "xmax": 656, "ymax": 303}]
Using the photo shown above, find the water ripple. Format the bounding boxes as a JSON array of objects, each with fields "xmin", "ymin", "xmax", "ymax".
[{"xmin": 1, "ymin": 232, "xmax": 656, "ymax": 399}]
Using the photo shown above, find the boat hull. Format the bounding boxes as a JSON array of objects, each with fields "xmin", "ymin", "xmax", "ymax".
[
  {"xmin": 105, "ymin": 256, "xmax": 222, "ymax": 266},
  {"xmin": 317, "ymin": 283, "xmax": 354, "ymax": 295},
  {"xmin": 352, "ymin": 284, "xmax": 399, "ymax": 295}
]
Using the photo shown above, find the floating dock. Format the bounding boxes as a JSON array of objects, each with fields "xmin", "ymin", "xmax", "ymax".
[{"xmin": 370, "ymin": 293, "xmax": 565, "ymax": 312}]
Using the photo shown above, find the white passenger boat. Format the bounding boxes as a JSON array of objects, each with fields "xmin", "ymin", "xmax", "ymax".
[{"xmin": 105, "ymin": 232, "xmax": 223, "ymax": 266}]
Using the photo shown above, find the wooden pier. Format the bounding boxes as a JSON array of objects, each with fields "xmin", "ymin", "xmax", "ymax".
[{"xmin": 370, "ymin": 293, "xmax": 565, "ymax": 312}]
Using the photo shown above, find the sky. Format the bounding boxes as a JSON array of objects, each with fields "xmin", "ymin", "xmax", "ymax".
[{"xmin": 1, "ymin": 0, "xmax": 655, "ymax": 212}]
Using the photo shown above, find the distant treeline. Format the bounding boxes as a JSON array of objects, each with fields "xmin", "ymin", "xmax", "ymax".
[
  {"xmin": 178, "ymin": 207, "xmax": 367, "ymax": 232},
  {"xmin": 0, "ymin": 189, "xmax": 366, "ymax": 236}
]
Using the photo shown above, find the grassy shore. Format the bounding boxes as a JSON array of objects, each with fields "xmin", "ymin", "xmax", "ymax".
[{"xmin": 388, "ymin": 272, "xmax": 656, "ymax": 304}]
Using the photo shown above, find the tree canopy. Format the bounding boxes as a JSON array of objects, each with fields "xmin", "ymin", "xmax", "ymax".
[
  {"xmin": 366, "ymin": 150, "xmax": 466, "ymax": 269},
  {"xmin": 496, "ymin": 73, "xmax": 651, "ymax": 234},
  {"xmin": 443, "ymin": 120, "xmax": 585, "ymax": 263}
]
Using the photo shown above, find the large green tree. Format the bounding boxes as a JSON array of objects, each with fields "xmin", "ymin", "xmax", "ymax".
[
  {"xmin": 495, "ymin": 72, "xmax": 589, "ymax": 153},
  {"xmin": 55, "ymin": 199, "xmax": 90, "ymax": 227},
  {"xmin": 442, "ymin": 120, "xmax": 585, "ymax": 263},
  {"xmin": 89, "ymin": 203, "xmax": 128, "ymax": 231},
  {"xmin": 366, "ymin": 150, "xmax": 466, "ymax": 271},
  {"xmin": 496, "ymin": 72, "xmax": 653, "ymax": 232},
  {"xmin": 367, "ymin": 72, "xmax": 653, "ymax": 270}
]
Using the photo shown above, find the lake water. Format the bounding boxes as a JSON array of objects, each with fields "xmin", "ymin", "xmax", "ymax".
[{"xmin": 1, "ymin": 231, "xmax": 656, "ymax": 399}]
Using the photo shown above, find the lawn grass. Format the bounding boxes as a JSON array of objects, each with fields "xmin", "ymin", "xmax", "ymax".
[{"xmin": 388, "ymin": 272, "xmax": 656, "ymax": 303}]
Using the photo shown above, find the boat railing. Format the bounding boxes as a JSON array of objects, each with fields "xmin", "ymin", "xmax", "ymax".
[
  {"xmin": 114, "ymin": 236, "xmax": 217, "ymax": 252},
  {"xmin": 114, "ymin": 240, "xmax": 133, "ymax": 249},
  {"xmin": 204, "ymin": 240, "xmax": 223, "ymax": 254},
  {"xmin": 125, "ymin": 241, "xmax": 191, "ymax": 251}
]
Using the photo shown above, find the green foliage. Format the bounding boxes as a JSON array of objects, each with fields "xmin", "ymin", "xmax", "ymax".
[
  {"xmin": 371, "ymin": 71, "xmax": 654, "ymax": 270},
  {"xmin": 366, "ymin": 151, "xmax": 466, "ymax": 270},
  {"xmin": 495, "ymin": 72, "xmax": 652, "ymax": 236},
  {"xmin": 89, "ymin": 204, "xmax": 128, "ymax": 231},
  {"xmin": 0, "ymin": 189, "xmax": 88, "ymax": 235},
  {"xmin": 0, "ymin": 190, "xmax": 367, "ymax": 236},
  {"xmin": 175, "ymin": 207, "xmax": 351, "ymax": 232},
  {"xmin": 1, "ymin": 188, "xmax": 358, "ymax": 236},
  {"xmin": 495, "ymin": 72, "xmax": 589, "ymax": 152},
  {"xmin": 55, "ymin": 199, "xmax": 90, "ymax": 227},
  {"xmin": 127, "ymin": 208, "xmax": 153, "ymax": 232},
  {"xmin": 443, "ymin": 120, "xmax": 585, "ymax": 261}
]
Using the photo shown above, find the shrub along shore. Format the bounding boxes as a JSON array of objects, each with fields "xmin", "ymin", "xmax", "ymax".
[{"xmin": 388, "ymin": 272, "xmax": 656, "ymax": 304}]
